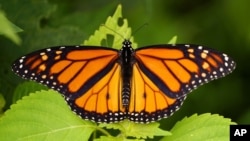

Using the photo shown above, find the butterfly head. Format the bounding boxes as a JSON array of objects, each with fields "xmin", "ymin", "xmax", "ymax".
[{"xmin": 122, "ymin": 39, "xmax": 132, "ymax": 48}]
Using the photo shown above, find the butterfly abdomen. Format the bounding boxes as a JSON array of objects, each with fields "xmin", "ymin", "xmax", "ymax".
[{"xmin": 122, "ymin": 78, "xmax": 131, "ymax": 107}]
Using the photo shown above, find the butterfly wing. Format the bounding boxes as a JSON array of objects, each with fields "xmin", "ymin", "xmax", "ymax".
[
  {"xmin": 12, "ymin": 46, "xmax": 125, "ymax": 122},
  {"xmin": 128, "ymin": 44, "xmax": 235, "ymax": 122},
  {"xmin": 134, "ymin": 44, "xmax": 235, "ymax": 99},
  {"xmin": 68, "ymin": 62, "xmax": 125, "ymax": 123},
  {"xmin": 128, "ymin": 62, "xmax": 186, "ymax": 123}
]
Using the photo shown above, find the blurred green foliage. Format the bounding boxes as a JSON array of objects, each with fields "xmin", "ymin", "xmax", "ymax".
[
  {"xmin": 0, "ymin": 0, "xmax": 249, "ymax": 138},
  {"xmin": 0, "ymin": 10, "xmax": 22, "ymax": 45}
]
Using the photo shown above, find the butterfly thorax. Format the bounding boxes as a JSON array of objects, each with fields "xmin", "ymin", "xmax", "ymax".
[{"xmin": 120, "ymin": 40, "xmax": 134, "ymax": 108}]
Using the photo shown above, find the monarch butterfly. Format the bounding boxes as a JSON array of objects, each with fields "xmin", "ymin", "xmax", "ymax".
[{"xmin": 12, "ymin": 39, "xmax": 236, "ymax": 123}]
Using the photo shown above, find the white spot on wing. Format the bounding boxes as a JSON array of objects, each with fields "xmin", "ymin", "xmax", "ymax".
[
  {"xmin": 19, "ymin": 64, "xmax": 23, "ymax": 69},
  {"xmin": 198, "ymin": 46, "xmax": 203, "ymax": 50}
]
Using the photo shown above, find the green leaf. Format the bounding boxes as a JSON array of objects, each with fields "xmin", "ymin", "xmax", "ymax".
[
  {"xmin": 0, "ymin": 10, "xmax": 22, "ymax": 45},
  {"xmin": 0, "ymin": 90, "xmax": 96, "ymax": 141},
  {"xmin": 83, "ymin": 4, "xmax": 138, "ymax": 49},
  {"xmin": 168, "ymin": 36, "xmax": 178, "ymax": 44},
  {"xmin": 161, "ymin": 113, "xmax": 236, "ymax": 141},
  {"xmin": 12, "ymin": 82, "xmax": 48, "ymax": 103},
  {"xmin": 99, "ymin": 120, "xmax": 171, "ymax": 139}
]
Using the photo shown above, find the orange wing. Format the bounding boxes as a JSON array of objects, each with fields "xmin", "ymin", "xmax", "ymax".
[
  {"xmin": 12, "ymin": 46, "xmax": 126, "ymax": 123},
  {"xmin": 127, "ymin": 44, "xmax": 235, "ymax": 122},
  {"xmin": 68, "ymin": 62, "xmax": 126, "ymax": 123},
  {"xmin": 134, "ymin": 45, "xmax": 235, "ymax": 99},
  {"xmin": 127, "ymin": 62, "xmax": 186, "ymax": 123}
]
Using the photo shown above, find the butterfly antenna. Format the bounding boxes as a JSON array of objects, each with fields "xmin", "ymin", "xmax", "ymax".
[
  {"xmin": 101, "ymin": 23, "xmax": 148, "ymax": 40},
  {"xmin": 101, "ymin": 24, "xmax": 125, "ymax": 40},
  {"xmin": 130, "ymin": 23, "xmax": 148, "ymax": 40}
]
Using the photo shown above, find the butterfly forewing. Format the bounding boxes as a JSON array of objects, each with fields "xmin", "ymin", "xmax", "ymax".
[
  {"xmin": 12, "ymin": 46, "xmax": 119, "ymax": 97},
  {"xmin": 135, "ymin": 44, "xmax": 236, "ymax": 99}
]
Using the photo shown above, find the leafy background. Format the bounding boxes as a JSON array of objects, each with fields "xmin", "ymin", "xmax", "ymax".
[{"xmin": 0, "ymin": 0, "xmax": 249, "ymax": 140}]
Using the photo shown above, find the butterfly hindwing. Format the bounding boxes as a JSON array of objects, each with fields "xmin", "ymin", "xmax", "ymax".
[
  {"xmin": 128, "ymin": 62, "xmax": 186, "ymax": 123},
  {"xmin": 68, "ymin": 63, "xmax": 125, "ymax": 123}
]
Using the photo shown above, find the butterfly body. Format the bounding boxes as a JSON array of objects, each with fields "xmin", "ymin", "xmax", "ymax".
[
  {"xmin": 120, "ymin": 40, "xmax": 134, "ymax": 107},
  {"xmin": 12, "ymin": 40, "xmax": 236, "ymax": 123}
]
